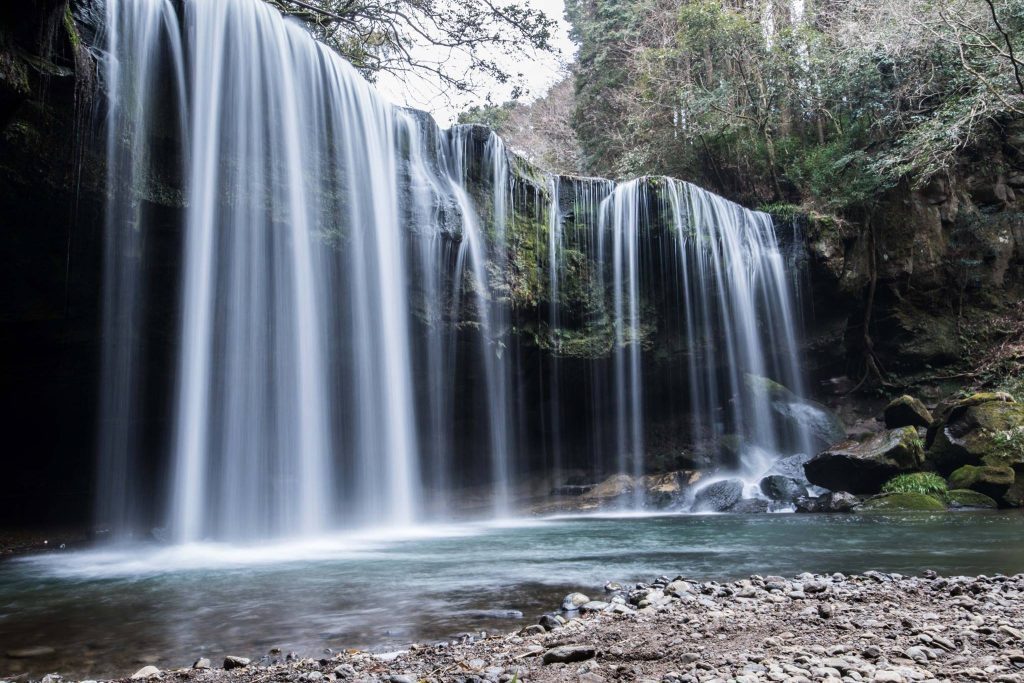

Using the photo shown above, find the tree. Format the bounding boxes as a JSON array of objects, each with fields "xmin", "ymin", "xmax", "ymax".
[{"xmin": 265, "ymin": 0, "xmax": 557, "ymax": 102}]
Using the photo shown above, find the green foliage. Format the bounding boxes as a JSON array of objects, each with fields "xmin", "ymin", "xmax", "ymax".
[
  {"xmin": 265, "ymin": 0, "xmax": 555, "ymax": 97},
  {"xmin": 564, "ymin": 0, "xmax": 1024, "ymax": 212},
  {"xmin": 881, "ymin": 472, "xmax": 948, "ymax": 497}
]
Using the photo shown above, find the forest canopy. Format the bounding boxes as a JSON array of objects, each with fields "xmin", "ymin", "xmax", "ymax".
[
  {"xmin": 265, "ymin": 0, "xmax": 557, "ymax": 100},
  {"xmin": 466, "ymin": 0, "xmax": 1024, "ymax": 213}
]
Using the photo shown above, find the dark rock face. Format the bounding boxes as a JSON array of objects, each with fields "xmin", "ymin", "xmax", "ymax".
[
  {"xmin": 691, "ymin": 479, "xmax": 744, "ymax": 512},
  {"xmin": 759, "ymin": 475, "xmax": 805, "ymax": 502},
  {"xmin": 804, "ymin": 427, "xmax": 925, "ymax": 494},
  {"xmin": 884, "ymin": 395, "xmax": 933, "ymax": 429}
]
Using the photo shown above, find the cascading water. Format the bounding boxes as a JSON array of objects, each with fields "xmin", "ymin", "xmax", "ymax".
[
  {"xmin": 97, "ymin": 0, "xmax": 821, "ymax": 542},
  {"xmin": 97, "ymin": 0, "xmax": 187, "ymax": 536}
]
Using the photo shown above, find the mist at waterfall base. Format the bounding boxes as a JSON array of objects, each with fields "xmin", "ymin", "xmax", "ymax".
[{"xmin": 94, "ymin": 0, "xmax": 831, "ymax": 545}]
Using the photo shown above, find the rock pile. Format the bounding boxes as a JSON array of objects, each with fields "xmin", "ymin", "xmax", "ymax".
[{"xmin": 99, "ymin": 571, "xmax": 1024, "ymax": 683}]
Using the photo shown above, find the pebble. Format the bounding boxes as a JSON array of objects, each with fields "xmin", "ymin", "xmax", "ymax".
[
  {"xmin": 130, "ymin": 666, "xmax": 160, "ymax": 680},
  {"xmin": 562, "ymin": 592, "xmax": 590, "ymax": 611},
  {"xmin": 542, "ymin": 645, "xmax": 597, "ymax": 664},
  {"xmin": 224, "ymin": 656, "xmax": 251, "ymax": 670},
  {"xmin": 192, "ymin": 658, "xmax": 211, "ymax": 670}
]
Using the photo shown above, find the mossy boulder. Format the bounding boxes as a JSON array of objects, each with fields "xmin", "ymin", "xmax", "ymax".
[
  {"xmin": 947, "ymin": 464, "xmax": 1014, "ymax": 499},
  {"xmin": 743, "ymin": 374, "xmax": 845, "ymax": 451},
  {"xmin": 884, "ymin": 395, "xmax": 933, "ymax": 429},
  {"xmin": 804, "ymin": 427, "xmax": 925, "ymax": 494},
  {"xmin": 944, "ymin": 489, "xmax": 999, "ymax": 509},
  {"xmin": 927, "ymin": 394, "xmax": 1024, "ymax": 472},
  {"xmin": 1002, "ymin": 474, "xmax": 1024, "ymax": 507},
  {"xmin": 857, "ymin": 492, "xmax": 947, "ymax": 512}
]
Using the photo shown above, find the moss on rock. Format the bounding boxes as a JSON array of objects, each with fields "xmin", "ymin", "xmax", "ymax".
[
  {"xmin": 944, "ymin": 489, "xmax": 999, "ymax": 509},
  {"xmin": 884, "ymin": 395, "xmax": 934, "ymax": 429},
  {"xmin": 948, "ymin": 464, "xmax": 1014, "ymax": 499},
  {"xmin": 858, "ymin": 492, "xmax": 947, "ymax": 512},
  {"xmin": 929, "ymin": 397, "xmax": 1024, "ymax": 472}
]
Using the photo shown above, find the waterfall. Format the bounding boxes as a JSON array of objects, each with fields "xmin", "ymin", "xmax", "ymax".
[
  {"xmin": 97, "ymin": 0, "xmax": 187, "ymax": 537},
  {"xmin": 97, "ymin": 0, "xmax": 815, "ymax": 542}
]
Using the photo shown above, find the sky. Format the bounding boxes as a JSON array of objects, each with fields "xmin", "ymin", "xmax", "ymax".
[{"xmin": 375, "ymin": 0, "xmax": 576, "ymax": 126}]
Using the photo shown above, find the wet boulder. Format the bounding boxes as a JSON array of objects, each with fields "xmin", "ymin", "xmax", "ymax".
[
  {"xmin": 884, "ymin": 395, "xmax": 934, "ymax": 429},
  {"xmin": 948, "ymin": 464, "xmax": 1014, "ymax": 500},
  {"xmin": 944, "ymin": 489, "xmax": 999, "ymax": 509},
  {"xmin": 692, "ymin": 478, "xmax": 744, "ymax": 512},
  {"xmin": 857, "ymin": 492, "xmax": 946, "ymax": 512},
  {"xmin": 765, "ymin": 452, "xmax": 815, "ymax": 484},
  {"xmin": 795, "ymin": 491, "xmax": 859, "ymax": 513},
  {"xmin": 804, "ymin": 427, "xmax": 925, "ymax": 494},
  {"xmin": 927, "ymin": 393, "xmax": 1024, "ymax": 472},
  {"xmin": 759, "ymin": 475, "xmax": 805, "ymax": 502},
  {"xmin": 743, "ymin": 374, "xmax": 846, "ymax": 451}
]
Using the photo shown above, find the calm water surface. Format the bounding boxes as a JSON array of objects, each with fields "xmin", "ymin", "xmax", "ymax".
[{"xmin": 2, "ymin": 511, "xmax": 1023, "ymax": 679}]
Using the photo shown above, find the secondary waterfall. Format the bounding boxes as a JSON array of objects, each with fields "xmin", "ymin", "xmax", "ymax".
[{"xmin": 97, "ymin": 0, "xmax": 817, "ymax": 541}]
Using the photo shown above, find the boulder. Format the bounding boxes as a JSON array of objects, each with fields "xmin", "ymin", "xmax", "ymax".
[
  {"xmin": 944, "ymin": 489, "xmax": 999, "ymax": 509},
  {"xmin": 947, "ymin": 464, "xmax": 1014, "ymax": 499},
  {"xmin": 884, "ymin": 395, "xmax": 933, "ymax": 429},
  {"xmin": 1003, "ymin": 470, "xmax": 1024, "ymax": 507},
  {"xmin": 743, "ymin": 374, "xmax": 846, "ymax": 451},
  {"xmin": 641, "ymin": 471, "xmax": 695, "ymax": 508},
  {"xmin": 857, "ymin": 492, "xmax": 946, "ymax": 512},
  {"xmin": 582, "ymin": 473, "xmax": 635, "ymax": 501},
  {"xmin": 804, "ymin": 427, "xmax": 925, "ymax": 494},
  {"xmin": 691, "ymin": 478, "xmax": 744, "ymax": 512},
  {"xmin": 795, "ymin": 491, "xmax": 859, "ymax": 513},
  {"xmin": 765, "ymin": 452, "xmax": 815, "ymax": 483},
  {"xmin": 927, "ymin": 394, "xmax": 1024, "ymax": 472},
  {"xmin": 759, "ymin": 475, "xmax": 805, "ymax": 502}
]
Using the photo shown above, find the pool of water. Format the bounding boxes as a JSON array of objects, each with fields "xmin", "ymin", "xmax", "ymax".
[{"xmin": 3, "ymin": 511, "xmax": 1024, "ymax": 679}]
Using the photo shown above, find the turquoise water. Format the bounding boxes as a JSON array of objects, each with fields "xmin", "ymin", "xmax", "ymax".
[{"xmin": 2, "ymin": 511, "xmax": 1023, "ymax": 679}]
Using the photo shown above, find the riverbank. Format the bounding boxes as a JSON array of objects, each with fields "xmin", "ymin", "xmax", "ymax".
[{"xmin": 101, "ymin": 570, "xmax": 1024, "ymax": 683}]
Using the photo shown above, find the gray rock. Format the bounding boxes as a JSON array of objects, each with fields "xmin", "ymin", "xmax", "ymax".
[
  {"xmin": 334, "ymin": 664, "xmax": 357, "ymax": 679},
  {"xmin": 542, "ymin": 645, "xmax": 597, "ymax": 664},
  {"xmin": 884, "ymin": 395, "xmax": 934, "ymax": 429},
  {"xmin": 539, "ymin": 614, "xmax": 561, "ymax": 631},
  {"xmin": 192, "ymin": 658, "xmax": 211, "ymax": 670},
  {"xmin": 561, "ymin": 592, "xmax": 590, "ymax": 610},
  {"xmin": 130, "ymin": 666, "xmax": 161, "ymax": 680},
  {"xmin": 224, "ymin": 656, "xmax": 251, "ymax": 670},
  {"xmin": 388, "ymin": 676, "xmax": 416, "ymax": 683},
  {"xmin": 520, "ymin": 624, "xmax": 546, "ymax": 636},
  {"xmin": 579, "ymin": 600, "xmax": 610, "ymax": 612},
  {"xmin": 692, "ymin": 479, "xmax": 744, "ymax": 512},
  {"xmin": 759, "ymin": 475, "xmax": 805, "ymax": 502}
]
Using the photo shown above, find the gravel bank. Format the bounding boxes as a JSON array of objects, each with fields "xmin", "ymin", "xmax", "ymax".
[{"xmin": 87, "ymin": 571, "xmax": 1024, "ymax": 683}]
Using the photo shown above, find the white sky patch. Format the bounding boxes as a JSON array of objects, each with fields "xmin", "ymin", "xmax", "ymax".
[{"xmin": 375, "ymin": 0, "xmax": 576, "ymax": 126}]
